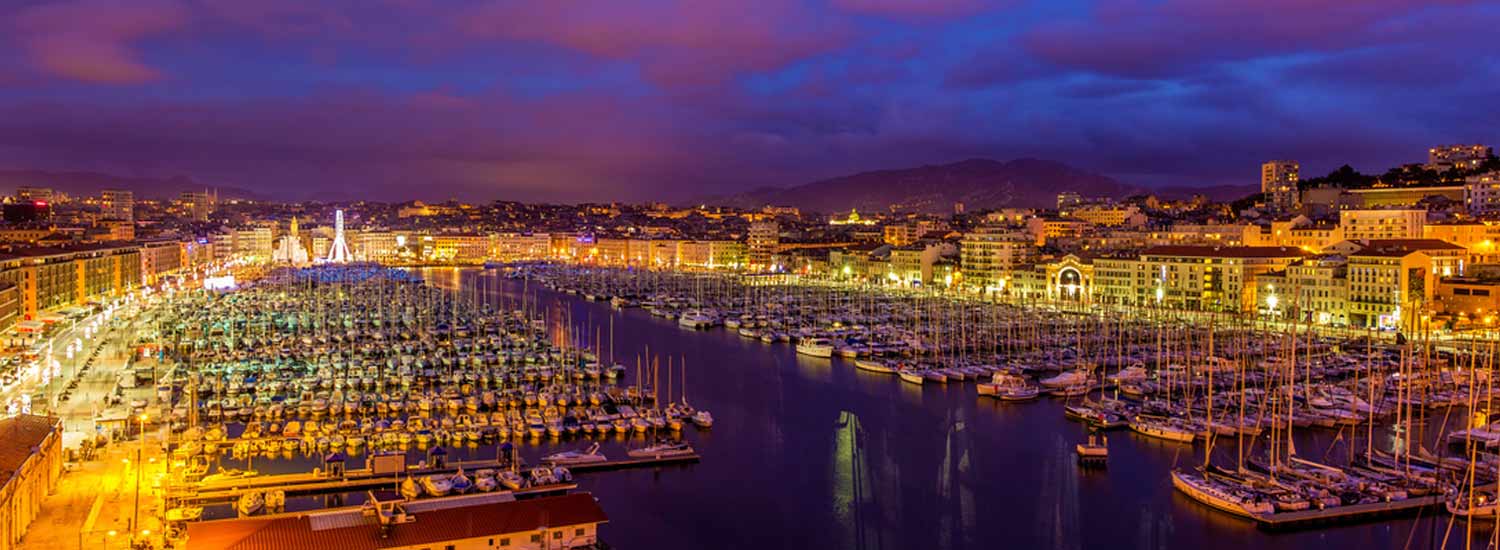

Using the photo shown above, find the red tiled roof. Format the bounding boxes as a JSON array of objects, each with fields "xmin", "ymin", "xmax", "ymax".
[
  {"xmin": 1141, "ymin": 245, "xmax": 1310, "ymax": 259},
  {"xmin": 186, "ymin": 493, "xmax": 608, "ymax": 550},
  {"xmin": 0, "ymin": 415, "xmax": 58, "ymax": 488}
]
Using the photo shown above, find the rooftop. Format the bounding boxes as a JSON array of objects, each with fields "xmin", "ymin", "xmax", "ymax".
[
  {"xmin": 0, "ymin": 415, "xmax": 59, "ymax": 489},
  {"xmin": 1141, "ymin": 245, "xmax": 1311, "ymax": 259},
  {"xmin": 185, "ymin": 492, "xmax": 607, "ymax": 550}
]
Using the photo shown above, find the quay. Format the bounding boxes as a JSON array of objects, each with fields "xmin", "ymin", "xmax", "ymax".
[
  {"xmin": 1251, "ymin": 495, "xmax": 1446, "ymax": 530},
  {"xmin": 169, "ymin": 452, "xmax": 700, "ymax": 503}
]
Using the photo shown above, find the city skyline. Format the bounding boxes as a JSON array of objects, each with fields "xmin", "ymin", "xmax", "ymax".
[{"xmin": 1, "ymin": 1, "xmax": 1496, "ymax": 203}]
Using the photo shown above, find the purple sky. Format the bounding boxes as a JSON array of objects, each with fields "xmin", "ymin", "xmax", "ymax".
[{"xmin": 1, "ymin": 0, "xmax": 1496, "ymax": 202}]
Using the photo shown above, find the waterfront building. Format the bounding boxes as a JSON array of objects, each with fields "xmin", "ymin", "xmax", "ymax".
[
  {"xmin": 593, "ymin": 237, "xmax": 630, "ymax": 266},
  {"xmin": 140, "ymin": 240, "xmax": 187, "ymax": 285},
  {"xmin": 1092, "ymin": 256, "xmax": 1152, "ymax": 305},
  {"xmin": 1428, "ymin": 144, "xmax": 1492, "ymax": 171},
  {"xmin": 494, "ymin": 233, "xmax": 551, "ymax": 262},
  {"xmin": 1339, "ymin": 209, "xmax": 1426, "ymax": 241},
  {"xmin": 1346, "ymin": 246, "xmax": 1436, "ymax": 330},
  {"xmin": 232, "ymin": 227, "xmax": 275, "ymax": 262},
  {"xmin": 748, "ymin": 220, "xmax": 779, "ymax": 269},
  {"xmin": 0, "ymin": 415, "xmax": 61, "ymax": 550},
  {"xmin": 1259, "ymin": 255, "xmax": 1350, "ymax": 324},
  {"xmin": 1435, "ymin": 277, "xmax": 1500, "ymax": 324},
  {"xmin": 1012, "ymin": 254, "xmax": 1096, "ymax": 302},
  {"xmin": 0, "ymin": 243, "xmax": 141, "ymax": 320},
  {"xmin": 960, "ymin": 226, "xmax": 1035, "ymax": 292},
  {"xmin": 676, "ymin": 240, "xmax": 744, "ymax": 270},
  {"xmin": 1138, "ymin": 245, "xmax": 1311, "ymax": 313},
  {"xmin": 428, "ymin": 233, "xmax": 493, "ymax": 264},
  {"xmin": 353, "ymin": 231, "xmax": 401, "ymax": 262},
  {"xmin": 1261, "ymin": 160, "xmax": 1300, "ymax": 212},
  {"xmin": 184, "ymin": 492, "xmax": 608, "ymax": 550}
]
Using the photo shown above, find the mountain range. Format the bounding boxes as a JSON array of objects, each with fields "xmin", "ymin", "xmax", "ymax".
[
  {"xmin": 0, "ymin": 170, "xmax": 265, "ymax": 201},
  {"xmin": 706, "ymin": 158, "xmax": 1256, "ymax": 213}
]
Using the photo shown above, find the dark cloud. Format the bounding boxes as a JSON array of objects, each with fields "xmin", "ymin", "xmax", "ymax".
[{"xmin": 0, "ymin": 0, "xmax": 1493, "ymax": 201}]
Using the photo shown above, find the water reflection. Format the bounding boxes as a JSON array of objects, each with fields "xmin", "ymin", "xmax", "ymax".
[{"xmin": 367, "ymin": 269, "xmax": 1476, "ymax": 549}]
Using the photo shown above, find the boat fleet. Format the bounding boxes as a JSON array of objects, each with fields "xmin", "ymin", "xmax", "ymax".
[
  {"xmin": 155, "ymin": 265, "xmax": 708, "ymax": 518},
  {"xmin": 521, "ymin": 265, "xmax": 1500, "ymax": 527}
]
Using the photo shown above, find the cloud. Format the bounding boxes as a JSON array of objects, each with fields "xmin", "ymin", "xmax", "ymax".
[
  {"xmin": 831, "ymin": 0, "xmax": 996, "ymax": 18},
  {"xmin": 456, "ymin": 1, "xmax": 857, "ymax": 87},
  {"xmin": 1022, "ymin": 0, "xmax": 1483, "ymax": 78},
  {"xmin": 11, "ymin": 0, "xmax": 188, "ymax": 84}
]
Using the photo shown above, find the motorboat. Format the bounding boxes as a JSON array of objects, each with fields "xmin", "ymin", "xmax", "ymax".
[{"xmin": 543, "ymin": 442, "xmax": 608, "ymax": 465}]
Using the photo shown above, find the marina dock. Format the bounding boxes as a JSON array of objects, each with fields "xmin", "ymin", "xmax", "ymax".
[
  {"xmin": 1251, "ymin": 495, "xmax": 1446, "ymax": 530},
  {"xmin": 169, "ymin": 452, "xmax": 700, "ymax": 504}
]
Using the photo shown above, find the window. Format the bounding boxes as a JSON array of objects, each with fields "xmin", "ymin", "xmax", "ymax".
[
  {"xmin": 500, "ymin": 538, "xmax": 511, "ymax": 547},
  {"xmin": 553, "ymin": 531, "xmax": 563, "ymax": 539},
  {"xmin": 576, "ymin": 528, "xmax": 585, "ymax": 536},
  {"xmin": 531, "ymin": 534, "xmax": 541, "ymax": 543}
]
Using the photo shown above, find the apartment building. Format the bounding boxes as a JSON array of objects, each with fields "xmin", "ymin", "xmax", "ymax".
[
  {"xmin": 1262, "ymin": 160, "xmax": 1300, "ymax": 212},
  {"xmin": 1339, "ymin": 209, "xmax": 1425, "ymax": 241},
  {"xmin": 960, "ymin": 227, "xmax": 1035, "ymax": 291},
  {"xmin": 1137, "ymin": 245, "xmax": 1311, "ymax": 313}
]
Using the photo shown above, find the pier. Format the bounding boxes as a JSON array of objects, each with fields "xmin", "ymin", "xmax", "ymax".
[
  {"xmin": 1251, "ymin": 495, "xmax": 1446, "ymax": 530},
  {"xmin": 168, "ymin": 453, "xmax": 700, "ymax": 504}
]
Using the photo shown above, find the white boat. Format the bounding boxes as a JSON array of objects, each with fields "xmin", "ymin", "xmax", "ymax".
[
  {"xmin": 165, "ymin": 506, "xmax": 204, "ymax": 522},
  {"xmin": 897, "ymin": 368, "xmax": 925, "ymax": 385},
  {"xmin": 1130, "ymin": 417, "xmax": 1195, "ymax": 443},
  {"xmin": 543, "ymin": 442, "xmax": 608, "ymax": 465},
  {"xmin": 1040, "ymin": 369, "xmax": 1089, "ymax": 389},
  {"xmin": 399, "ymin": 476, "xmax": 422, "ymax": 500},
  {"xmin": 420, "ymin": 474, "xmax": 453, "ymax": 496},
  {"xmin": 498, "ymin": 469, "xmax": 525, "ymax": 490},
  {"xmin": 982, "ymin": 373, "xmax": 1040, "ymax": 401},
  {"xmin": 678, "ymin": 311, "xmax": 715, "ymax": 329},
  {"xmin": 853, "ymin": 359, "xmax": 895, "ymax": 374},
  {"xmin": 1446, "ymin": 491, "xmax": 1498, "ymax": 518},
  {"xmin": 236, "ymin": 491, "xmax": 264, "ymax": 516},
  {"xmin": 692, "ymin": 410, "xmax": 714, "ymax": 428},
  {"xmin": 795, "ymin": 338, "xmax": 835, "ymax": 358},
  {"xmin": 474, "ymin": 470, "xmax": 499, "ymax": 492},
  {"xmin": 627, "ymin": 441, "xmax": 696, "ymax": 459},
  {"xmin": 1171, "ymin": 469, "xmax": 1274, "ymax": 517},
  {"xmin": 1107, "ymin": 364, "xmax": 1149, "ymax": 384}
]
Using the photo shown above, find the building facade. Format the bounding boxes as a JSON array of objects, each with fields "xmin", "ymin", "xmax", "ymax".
[{"xmin": 1262, "ymin": 160, "xmax": 1300, "ymax": 212}]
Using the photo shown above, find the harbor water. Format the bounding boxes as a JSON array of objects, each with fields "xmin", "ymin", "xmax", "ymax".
[{"xmin": 210, "ymin": 268, "xmax": 1478, "ymax": 549}]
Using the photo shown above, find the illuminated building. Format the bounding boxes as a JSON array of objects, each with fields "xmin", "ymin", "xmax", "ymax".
[
  {"xmin": 1261, "ymin": 160, "xmax": 1299, "ymax": 212},
  {"xmin": 1339, "ymin": 209, "xmax": 1425, "ymax": 241},
  {"xmin": 1428, "ymin": 144, "xmax": 1492, "ymax": 171},
  {"xmin": 100, "ymin": 189, "xmax": 133, "ymax": 222}
]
